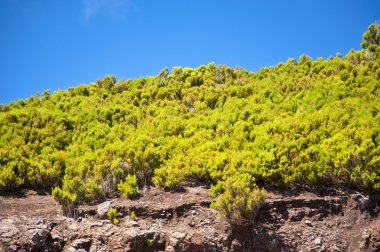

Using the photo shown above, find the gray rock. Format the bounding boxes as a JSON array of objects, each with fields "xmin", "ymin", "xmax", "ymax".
[
  {"xmin": 314, "ymin": 237, "xmax": 322, "ymax": 246},
  {"xmin": 304, "ymin": 220, "xmax": 312, "ymax": 227},
  {"xmin": 170, "ymin": 232, "xmax": 187, "ymax": 247},
  {"xmin": 28, "ymin": 228, "xmax": 51, "ymax": 245},
  {"xmin": 129, "ymin": 220, "xmax": 139, "ymax": 227},
  {"xmin": 71, "ymin": 238, "xmax": 92, "ymax": 251},
  {"xmin": 188, "ymin": 220, "xmax": 195, "ymax": 227},
  {"xmin": 52, "ymin": 233, "xmax": 64, "ymax": 243},
  {"xmin": 97, "ymin": 201, "xmax": 112, "ymax": 218},
  {"xmin": 34, "ymin": 218, "xmax": 44, "ymax": 225},
  {"xmin": 166, "ymin": 245, "xmax": 175, "ymax": 252},
  {"xmin": 361, "ymin": 230, "xmax": 371, "ymax": 240}
]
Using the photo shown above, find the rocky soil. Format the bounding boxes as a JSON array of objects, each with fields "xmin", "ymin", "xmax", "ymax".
[{"xmin": 0, "ymin": 187, "xmax": 379, "ymax": 251}]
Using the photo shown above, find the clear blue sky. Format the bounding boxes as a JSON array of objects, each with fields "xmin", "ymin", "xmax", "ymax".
[{"xmin": 0, "ymin": 0, "xmax": 378, "ymax": 104}]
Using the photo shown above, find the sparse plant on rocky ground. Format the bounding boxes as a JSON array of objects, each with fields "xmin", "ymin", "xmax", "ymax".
[
  {"xmin": 107, "ymin": 207, "xmax": 119, "ymax": 225},
  {"xmin": 130, "ymin": 210, "xmax": 136, "ymax": 220},
  {"xmin": 146, "ymin": 239, "xmax": 153, "ymax": 248}
]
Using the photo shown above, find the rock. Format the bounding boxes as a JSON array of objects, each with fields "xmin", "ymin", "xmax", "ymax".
[
  {"xmin": 188, "ymin": 220, "xmax": 195, "ymax": 227},
  {"xmin": 304, "ymin": 220, "xmax": 313, "ymax": 227},
  {"xmin": 166, "ymin": 245, "xmax": 175, "ymax": 252},
  {"xmin": 230, "ymin": 239, "xmax": 242, "ymax": 251},
  {"xmin": 314, "ymin": 237, "xmax": 322, "ymax": 246},
  {"xmin": 52, "ymin": 233, "xmax": 64, "ymax": 243},
  {"xmin": 199, "ymin": 219, "xmax": 211, "ymax": 226},
  {"xmin": 127, "ymin": 220, "xmax": 139, "ymax": 227},
  {"xmin": 1, "ymin": 227, "xmax": 19, "ymax": 238},
  {"xmin": 90, "ymin": 221, "xmax": 104, "ymax": 228},
  {"xmin": 172, "ymin": 232, "xmax": 187, "ymax": 240},
  {"xmin": 70, "ymin": 238, "xmax": 92, "ymax": 251},
  {"xmin": 97, "ymin": 201, "xmax": 112, "ymax": 218},
  {"xmin": 170, "ymin": 232, "xmax": 187, "ymax": 247},
  {"xmin": 361, "ymin": 230, "xmax": 371, "ymax": 240},
  {"xmin": 28, "ymin": 228, "xmax": 51, "ymax": 246},
  {"xmin": 68, "ymin": 222, "xmax": 80, "ymax": 232},
  {"xmin": 360, "ymin": 230, "xmax": 371, "ymax": 248},
  {"xmin": 34, "ymin": 218, "xmax": 44, "ymax": 225}
]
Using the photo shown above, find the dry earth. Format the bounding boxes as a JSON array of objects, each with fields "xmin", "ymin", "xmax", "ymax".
[{"xmin": 0, "ymin": 187, "xmax": 379, "ymax": 251}]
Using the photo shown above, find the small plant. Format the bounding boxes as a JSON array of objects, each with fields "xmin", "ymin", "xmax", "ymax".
[
  {"xmin": 107, "ymin": 207, "xmax": 119, "ymax": 225},
  {"xmin": 130, "ymin": 210, "xmax": 136, "ymax": 220},
  {"xmin": 146, "ymin": 239, "xmax": 153, "ymax": 248},
  {"xmin": 117, "ymin": 174, "xmax": 138, "ymax": 199}
]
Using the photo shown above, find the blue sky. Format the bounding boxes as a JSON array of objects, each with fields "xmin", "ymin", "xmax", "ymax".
[{"xmin": 0, "ymin": 0, "xmax": 378, "ymax": 104}]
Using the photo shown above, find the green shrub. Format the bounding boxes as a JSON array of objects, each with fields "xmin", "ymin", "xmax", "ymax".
[
  {"xmin": 118, "ymin": 174, "xmax": 138, "ymax": 198},
  {"xmin": 146, "ymin": 239, "xmax": 153, "ymax": 248},
  {"xmin": 107, "ymin": 207, "xmax": 119, "ymax": 225},
  {"xmin": 0, "ymin": 165, "xmax": 23, "ymax": 190},
  {"xmin": 52, "ymin": 187, "xmax": 77, "ymax": 216},
  {"xmin": 210, "ymin": 173, "xmax": 267, "ymax": 225},
  {"xmin": 130, "ymin": 210, "xmax": 136, "ymax": 220}
]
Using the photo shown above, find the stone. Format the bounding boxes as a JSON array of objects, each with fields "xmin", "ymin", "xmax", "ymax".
[
  {"xmin": 188, "ymin": 220, "xmax": 195, "ymax": 227},
  {"xmin": 304, "ymin": 220, "xmax": 312, "ymax": 227},
  {"xmin": 52, "ymin": 233, "xmax": 64, "ymax": 243},
  {"xmin": 170, "ymin": 232, "xmax": 187, "ymax": 247},
  {"xmin": 29, "ymin": 228, "xmax": 51, "ymax": 246},
  {"xmin": 34, "ymin": 218, "xmax": 44, "ymax": 225},
  {"xmin": 360, "ymin": 230, "xmax": 371, "ymax": 248},
  {"xmin": 128, "ymin": 220, "xmax": 139, "ymax": 227},
  {"xmin": 230, "ymin": 239, "xmax": 242, "ymax": 251},
  {"xmin": 314, "ymin": 237, "xmax": 322, "ymax": 246},
  {"xmin": 97, "ymin": 201, "xmax": 112, "ymax": 218},
  {"xmin": 166, "ymin": 245, "xmax": 175, "ymax": 252},
  {"xmin": 71, "ymin": 238, "xmax": 92, "ymax": 251},
  {"xmin": 1, "ymin": 230, "xmax": 18, "ymax": 239},
  {"xmin": 361, "ymin": 230, "xmax": 371, "ymax": 240}
]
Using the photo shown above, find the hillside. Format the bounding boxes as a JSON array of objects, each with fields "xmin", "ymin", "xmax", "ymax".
[{"xmin": 0, "ymin": 23, "xmax": 380, "ymax": 226}]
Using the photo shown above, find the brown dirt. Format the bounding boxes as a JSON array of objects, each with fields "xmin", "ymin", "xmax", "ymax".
[
  {"xmin": 0, "ymin": 187, "xmax": 379, "ymax": 251},
  {"xmin": 0, "ymin": 190, "xmax": 61, "ymax": 218}
]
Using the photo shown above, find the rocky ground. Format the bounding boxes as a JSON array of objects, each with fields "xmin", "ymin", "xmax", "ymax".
[{"xmin": 0, "ymin": 187, "xmax": 379, "ymax": 251}]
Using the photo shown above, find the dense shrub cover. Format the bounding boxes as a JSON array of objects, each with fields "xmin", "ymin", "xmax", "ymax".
[
  {"xmin": 0, "ymin": 23, "xmax": 379, "ymax": 220},
  {"xmin": 118, "ymin": 174, "xmax": 138, "ymax": 199}
]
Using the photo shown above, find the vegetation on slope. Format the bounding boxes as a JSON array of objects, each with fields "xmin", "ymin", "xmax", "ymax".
[{"xmin": 0, "ymin": 23, "xmax": 379, "ymax": 221}]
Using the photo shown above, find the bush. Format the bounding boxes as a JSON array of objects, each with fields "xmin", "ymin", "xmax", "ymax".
[
  {"xmin": 130, "ymin": 210, "xmax": 136, "ymax": 220},
  {"xmin": 117, "ymin": 174, "xmax": 138, "ymax": 198},
  {"xmin": 52, "ymin": 187, "xmax": 77, "ymax": 217},
  {"xmin": 0, "ymin": 165, "xmax": 23, "ymax": 190},
  {"xmin": 210, "ymin": 173, "xmax": 267, "ymax": 226},
  {"xmin": 107, "ymin": 207, "xmax": 119, "ymax": 225}
]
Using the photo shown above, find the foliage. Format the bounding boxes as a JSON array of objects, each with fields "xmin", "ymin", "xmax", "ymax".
[
  {"xmin": 118, "ymin": 174, "xmax": 138, "ymax": 199},
  {"xmin": 0, "ymin": 23, "xmax": 379, "ymax": 221},
  {"xmin": 146, "ymin": 239, "xmax": 153, "ymax": 248},
  {"xmin": 361, "ymin": 21, "xmax": 380, "ymax": 52},
  {"xmin": 210, "ymin": 173, "xmax": 266, "ymax": 225},
  {"xmin": 107, "ymin": 207, "xmax": 119, "ymax": 225},
  {"xmin": 130, "ymin": 210, "xmax": 136, "ymax": 220},
  {"xmin": 52, "ymin": 187, "xmax": 77, "ymax": 216}
]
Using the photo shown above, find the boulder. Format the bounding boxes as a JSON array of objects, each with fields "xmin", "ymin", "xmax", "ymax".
[
  {"xmin": 28, "ymin": 228, "xmax": 51, "ymax": 246},
  {"xmin": 97, "ymin": 201, "xmax": 112, "ymax": 218}
]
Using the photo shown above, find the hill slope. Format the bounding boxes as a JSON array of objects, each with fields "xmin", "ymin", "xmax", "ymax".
[{"xmin": 0, "ymin": 23, "xmax": 379, "ymax": 220}]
